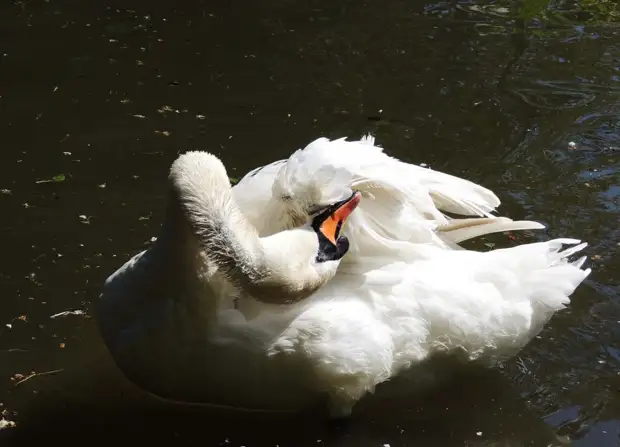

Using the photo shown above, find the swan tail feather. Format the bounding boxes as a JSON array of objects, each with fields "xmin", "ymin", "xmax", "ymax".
[
  {"xmin": 490, "ymin": 239, "xmax": 591, "ymax": 317},
  {"xmin": 526, "ymin": 239, "xmax": 591, "ymax": 312},
  {"xmin": 406, "ymin": 239, "xmax": 590, "ymax": 363}
]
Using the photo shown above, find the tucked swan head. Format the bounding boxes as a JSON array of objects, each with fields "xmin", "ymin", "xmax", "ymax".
[
  {"xmin": 167, "ymin": 151, "xmax": 362, "ymax": 305},
  {"xmin": 254, "ymin": 191, "xmax": 361, "ymax": 303}
]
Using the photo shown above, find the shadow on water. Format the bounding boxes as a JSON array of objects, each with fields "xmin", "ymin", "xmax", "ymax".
[
  {"xmin": 2, "ymin": 333, "xmax": 570, "ymax": 447},
  {"xmin": 1, "ymin": 0, "xmax": 620, "ymax": 445}
]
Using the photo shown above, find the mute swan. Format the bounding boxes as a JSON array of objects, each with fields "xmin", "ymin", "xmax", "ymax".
[{"xmin": 98, "ymin": 138, "xmax": 591, "ymax": 419}]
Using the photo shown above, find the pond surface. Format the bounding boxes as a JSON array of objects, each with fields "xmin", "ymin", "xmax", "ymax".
[{"xmin": 1, "ymin": 0, "xmax": 619, "ymax": 445}]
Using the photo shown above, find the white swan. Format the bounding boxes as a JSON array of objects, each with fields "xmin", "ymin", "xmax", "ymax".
[{"xmin": 98, "ymin": 138, "xmax": 591, "ymax": 418}]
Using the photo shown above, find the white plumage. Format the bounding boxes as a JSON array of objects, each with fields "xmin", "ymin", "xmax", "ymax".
[{"xmin": 98, "ymin": 136, "xmax": 591, "ymax": 418}]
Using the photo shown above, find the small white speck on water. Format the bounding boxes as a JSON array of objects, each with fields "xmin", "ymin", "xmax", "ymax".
[
  {"xmin": 476, "ymin": 431, "xmax": 483, "ymax": 436},
  {"xmin": 568, "ymin": 141, "xmax": 577, "ymax": 149}
]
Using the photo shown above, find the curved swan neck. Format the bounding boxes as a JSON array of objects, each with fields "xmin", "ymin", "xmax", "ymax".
[{"xmin": 167, "ymin": 152, "xmax": 329, "ymax": 304}]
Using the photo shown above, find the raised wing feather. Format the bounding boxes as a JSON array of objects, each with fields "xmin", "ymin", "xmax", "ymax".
[{"xmin": 233, "ymin": 136, "xmax": 544, "ymax": 257}]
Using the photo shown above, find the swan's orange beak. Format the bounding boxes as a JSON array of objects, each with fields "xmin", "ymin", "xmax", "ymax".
[{"xmin": 319, "ymin": 191, "xmax": 361, "ymax": 245}]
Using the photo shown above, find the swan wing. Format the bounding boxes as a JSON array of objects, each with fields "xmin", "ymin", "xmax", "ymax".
[
  {"xmin": 275, "ymin": 136, "xmax": 544, "ymax": 255},
  {"xmin": 282, "ymin": 135, "xmax": 500, "ymax": 216},
  {"xmin": 231, "ymin": 136, "xmax": 544, "ymax": 259}
]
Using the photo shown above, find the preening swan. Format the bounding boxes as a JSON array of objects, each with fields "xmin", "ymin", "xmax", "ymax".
[{"xmin": 98, "ymin": 137, "xmax": 591, "ymax": 418}]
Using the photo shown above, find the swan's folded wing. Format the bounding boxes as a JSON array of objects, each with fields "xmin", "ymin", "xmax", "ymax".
[
  {"xmin": 234, "ymin": 136, "xmax": 501, "ymax": 225},
  {"xmin": 278, "ymin": 137, "xmax": 511, "ymax": 251},
  {"xmin": 286, "ymin": 136, "xmax": 502, "ymax": 216},
  {"xmin": 235, "ymin": 136, "xmax": 543, "ymax": 256},
  {"xmin": 406, "ymin": 164, "xmax": 500, "ymax": 217}
]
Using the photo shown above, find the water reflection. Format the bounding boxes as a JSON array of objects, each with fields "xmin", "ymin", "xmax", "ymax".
[
  {"xmin": 1, "ymin": 0, "xmax": 619, "ymax": 445},
  {"xmin": 4, "ymin": 341, "xmax": 570, "ymax": 447}
]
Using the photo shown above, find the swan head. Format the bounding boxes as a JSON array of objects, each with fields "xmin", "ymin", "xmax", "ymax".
[
  {"xmin": 255, "ymin": 190, "xmax": 361, "ymax": 303},
  {"xmin": 268, "ymin": 150, "xmax": 357, "ymax": 233},
  {"xmin": 162, "ymin": 149, "xmax": 362, "ymax": 306},
  {"xmin": 310, "ymin": 190, "xmax": 361, "ymax": 263}
]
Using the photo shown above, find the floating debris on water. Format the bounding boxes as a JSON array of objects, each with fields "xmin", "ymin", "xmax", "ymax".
[
  {"xmin": 0, "ymin": 418, "xmax": 16, "ymax": 430},
  {"xmin": 35, "ymin": 174, "xmax": 66, "ymax": 184},
  {"xmin": 157, "ymin": 105, "xmax": 179, "ymax": 114},
  {"xmin": 12, "ymin": 369, "xmax": 64, "ymax": 387},
  {"xmin": 50, "ymin": 309, "xmax": 86, "ymax": 319}
]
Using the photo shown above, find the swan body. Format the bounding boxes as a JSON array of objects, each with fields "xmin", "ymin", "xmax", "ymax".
[{"xmin": 98, "ymin": 137, "xmax": 591, "ymax": 418}]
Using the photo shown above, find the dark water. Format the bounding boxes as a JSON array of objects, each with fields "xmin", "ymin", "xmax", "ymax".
[{"xmin": 1, "ymin": 0, "xmax": 619, "ymax": 445}]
